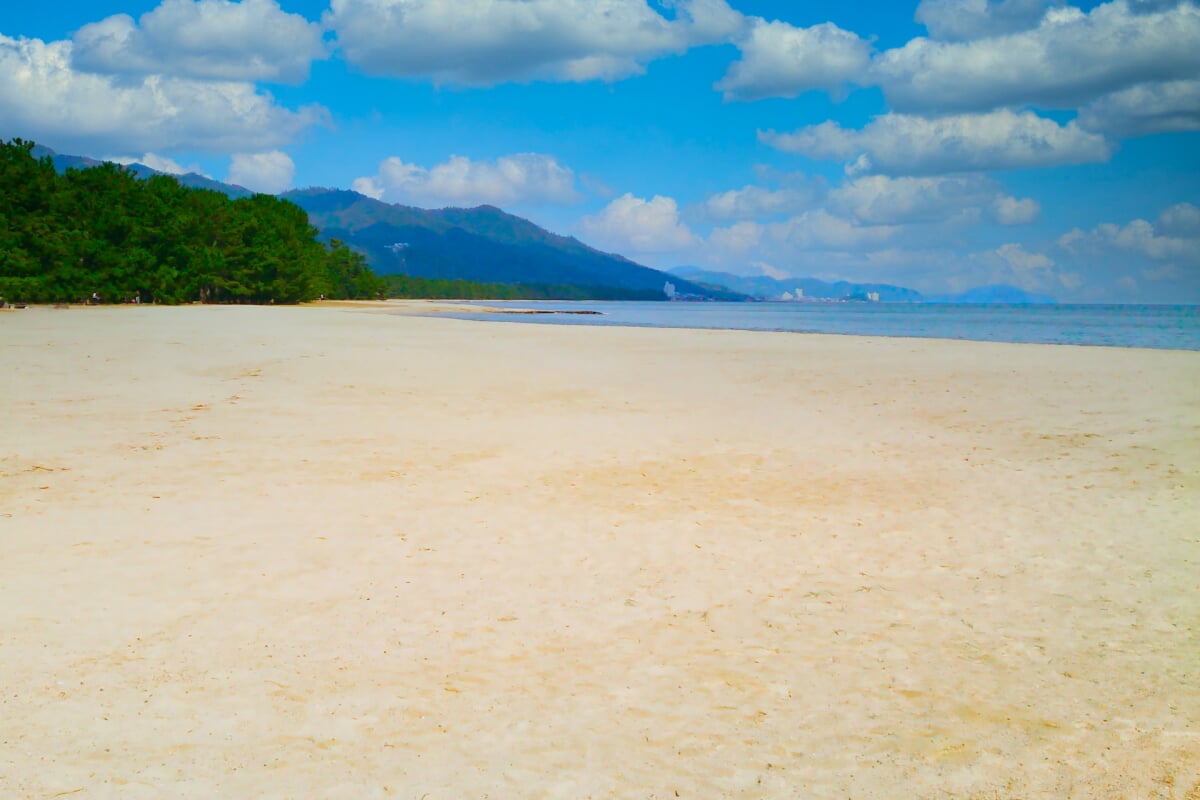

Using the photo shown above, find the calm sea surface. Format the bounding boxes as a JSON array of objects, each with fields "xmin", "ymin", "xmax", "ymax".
[{"xmin": 444, "ymin": 302, "xmax": 1200, "ymax": 350}]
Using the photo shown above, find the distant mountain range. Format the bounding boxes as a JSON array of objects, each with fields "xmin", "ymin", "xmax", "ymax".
[
  {"xmin": 31, "ymin": 144, "xmax": 736, "ymax": 301},
  {"xmin": 670, "ymin": 267, "xmax": 924, "ymax": 302},
  {"xmin": 30, "ymin": 144, "xmax": 256, "ymax": 199},
  {"xmin": 279, "ymin": 189, "xmax": 740, "ymax": 299},
  {"xmin": 670, "ymin": 267, "xmax": 1056, "ymax": 305},
  {"xmin": 31, "ymin": 144, "xmax": 1055, "ymax": 304}
]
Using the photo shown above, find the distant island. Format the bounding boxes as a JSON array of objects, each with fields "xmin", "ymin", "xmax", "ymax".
[{"xmin": 670, "ymin": 267, "xmax": 1056, "ymax": 305}]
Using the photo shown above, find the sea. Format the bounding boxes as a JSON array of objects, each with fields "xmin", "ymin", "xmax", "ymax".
[{"xmin": 443, "ymin": 301, "xmax": 1200, "ymax": 351}]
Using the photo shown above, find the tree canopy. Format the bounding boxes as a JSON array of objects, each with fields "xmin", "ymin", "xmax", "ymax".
[{"xmin": 0, "ymin": 138, "xmax": 385, "ymax": 304}]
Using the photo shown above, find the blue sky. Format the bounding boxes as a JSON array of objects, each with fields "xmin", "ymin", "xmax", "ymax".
[{"xmin": 2, "ymin": 0, "xmax": 1198, "ymax": 301}]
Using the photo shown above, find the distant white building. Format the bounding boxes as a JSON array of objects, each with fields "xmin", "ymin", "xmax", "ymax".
[
  {"xmin": 663, "ymin": 281, "xmax": 677, "ymax": 299},
  {"xmin": 867, "ymin": 291, "xmax": 880, "ymax": 302}
]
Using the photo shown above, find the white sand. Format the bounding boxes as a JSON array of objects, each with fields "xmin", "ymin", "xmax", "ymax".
[{"xmin": 2, "ymin": 304, "xmax": 1198, "ymax": 799}]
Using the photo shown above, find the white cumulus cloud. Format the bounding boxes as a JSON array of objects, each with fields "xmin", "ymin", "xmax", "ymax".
[
  {"xmin": 984, "ymin": 243, "xmax": 1083, "ymax": 293},
  {"xmin": 915, "ymin": 0, "xmax": 1061, "ymax": 41},
  {"xmin": 110, "ymin": 152, "xmax": 192, "ymax": 175},
  {"xmin": 697, "ymin": 179, "xmax": 824, "ymax": 222},
  {"xmin": 0, "ymin": 34, "xmax": 328, "ymax": 155},
  {"xmin": 929, "ymin": 243, "xmax": 1079, "ymax": 297},
  {"xmin": 994, "ymin": 241, "xmax": 1054, "ymax": 271},
  {"xmin": 760, "ymin": 110, "xmax": 1113, "ymax": 175},
  {"xmin": 698, "ymin": 211, "xmax": 905, "ymax": 283},
  {"xmin": 830, "ymin": 174, "xmax": 1040, "ymax": 225},
  {"xmin": 715, "ymin": 18, "xmax": 872, "ymax": 101},
  {"xmin": 1157, "ymin": 201, "xmax": 1200, "ymax": 236},
  {"xmin": 578, "ymin": 193, "xmax": 700, "ymax": 255},
  {"xmin": 1058, "ymin": 206, "xmax": 1198, "ymax": 260},
  {"xmin": 1053, "ymin": 203, "xmax": 1200, "ymax": 300},
  {"xmin": 352, "ymin": 153, "xmax": 580, "ymax": 208},
  {"xmin": 708, "ymin": 220, "xmax": 764, "ymax": 253},
  {"xmin": 1077, "ymin": 79, "xmax": 1200, "ymax": 136},
  {"xmin": 326, "ymin": 0, "xmax": 744, "ymax": 85},
  {"xmin": 768, "ymin": 209, "xmax": 898, "ymax": 250},
  {"xmin": 228, "ymin": 150, "xmax": 295, "ymax": 194},
  {"xmin": 73, "ymin": 0, "xmax": 328, "ymax": 83},
  {"xmin": 875, "ymin": 0, "xmax": 1200, "ymax": 113},
  {"xmin": 992, "ymin": 194, "xmax": 1041, "ymax": 225}
]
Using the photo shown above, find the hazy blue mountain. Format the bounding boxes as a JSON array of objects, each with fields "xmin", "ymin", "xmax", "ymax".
[
  {"xmin": 925, "ymin": 285, "xmax": 1057, "ymax": 304},
  {"xmin": 31, "ymin": 144, "xmax": 104, "ymax": 172},
  {"xmin": 32, "ymin": 144, "xmax": 254, "ymax": 198},
  {"xmin": 671, "ymin": 268, "xmax": 1058, "ymax": 304},
  {"xmin": 173, "ymin": 172, "xmax": 254, "ymax": 198},
  {"xmin": 671, "ymin": 266, "xmax": 924, "ymax": 302},
  {"xmin": 282, "ymin": 189, "xmax": 741, "ymax": 299}
]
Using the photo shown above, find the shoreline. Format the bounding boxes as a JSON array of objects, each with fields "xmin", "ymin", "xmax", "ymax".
[
  {"xmin": 381, "ymin": 298, "xmax": 1200, "ymax": 352},
  {"xmin": 7, "ymin": 299, "xmax": 1197, "ymax": 351},
  {"xmin": 2, "ymin": 304, "xmax": 1198, "ymax": 798}
]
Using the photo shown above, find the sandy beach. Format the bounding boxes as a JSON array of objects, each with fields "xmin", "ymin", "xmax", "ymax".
[{"xmin": 2, "ymin": 303, "xmax": 1198, "ymax": 799}]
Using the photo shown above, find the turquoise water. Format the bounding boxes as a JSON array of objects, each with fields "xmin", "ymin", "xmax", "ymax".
[{"xmin": 445, "ymin": 302, "xmax": 1200, "ymax": 350}]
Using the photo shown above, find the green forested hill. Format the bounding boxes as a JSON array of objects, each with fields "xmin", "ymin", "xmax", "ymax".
[
  {"xmin": 0, "ymin": 139, "xmax": 383, "ymax": 304},
  {"xmin": 4, "ymin": 140, "xmax": 742, "ymax": 303}
]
